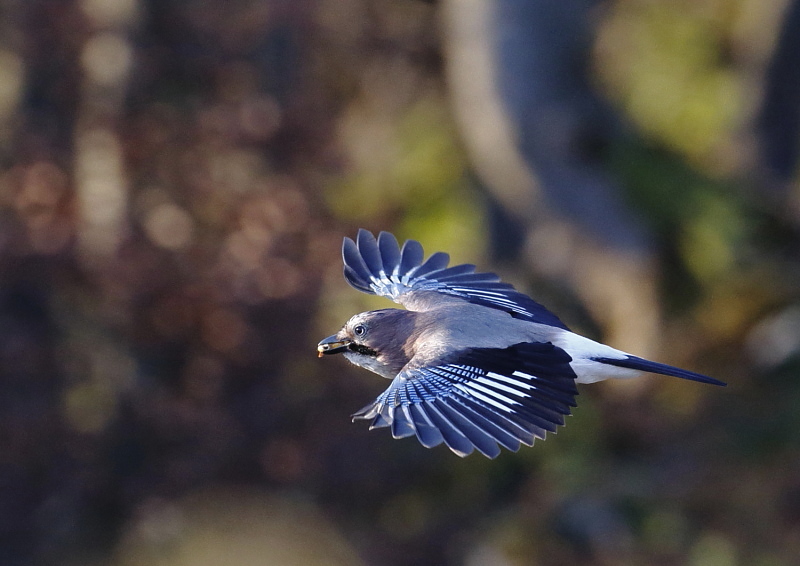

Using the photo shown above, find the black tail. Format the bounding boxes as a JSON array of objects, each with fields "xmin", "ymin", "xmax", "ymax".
[{"xmin": 593, "ymin": 356, "xmax": 726, "ymax": 386}]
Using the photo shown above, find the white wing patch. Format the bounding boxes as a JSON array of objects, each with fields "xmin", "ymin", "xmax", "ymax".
[
  {"xmin": 455, "ymin": 381, "xmax": 520, "ymax": 411},
  {"xmin": 474, "ymin": 375, "xmax": 526, "ymax": 396},
  {"xmin": 454, "ymin": 383, "xmax": 516, "ymax": 413},
  {"xmin": 482, "ymin": 371, "xmax": 537, "ymax": 389}
]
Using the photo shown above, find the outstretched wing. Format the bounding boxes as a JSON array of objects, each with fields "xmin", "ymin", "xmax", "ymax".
[
  {"xmin": 342, "ymin": 229, "xmax": 568, "ymax": 329},
  {"xmin": 351, "ymin": 342, "xmax": 579, "ymax": 458}
]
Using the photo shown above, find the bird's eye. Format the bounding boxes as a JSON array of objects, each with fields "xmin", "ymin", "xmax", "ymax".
[{"xmin": 353, "ymin": 324, "xmax": 367, "ymax": 337}]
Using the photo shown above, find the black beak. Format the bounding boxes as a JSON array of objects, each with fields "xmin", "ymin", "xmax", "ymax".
[{"xmin": 317, "ymin": 334, "xmax": 351, "ymax": 357}]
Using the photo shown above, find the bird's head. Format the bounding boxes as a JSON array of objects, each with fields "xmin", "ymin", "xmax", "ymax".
[{"xmin": 317, "ymin": 309, "xmax": 416, "ymax": 378}]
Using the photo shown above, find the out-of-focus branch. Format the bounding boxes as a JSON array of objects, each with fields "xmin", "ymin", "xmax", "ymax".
[{"xmin": 74, "ymin": 0, "xmax": 140, "ymax": 265}]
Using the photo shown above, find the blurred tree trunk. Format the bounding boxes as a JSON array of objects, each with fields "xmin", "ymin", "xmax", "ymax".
[{"xmin": 442, "ymin": 0, "xmax": 661, "ymax": 361}]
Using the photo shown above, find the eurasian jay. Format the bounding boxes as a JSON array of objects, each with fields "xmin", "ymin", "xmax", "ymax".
[{"xmin": 318, "ymin": 230, "xmax": 725, "ymax": 458}]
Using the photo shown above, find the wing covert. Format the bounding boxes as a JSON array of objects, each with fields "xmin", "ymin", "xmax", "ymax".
[
  {"xmin": 342, "ymin": 229, "xmax": 568, "ymax": 329},
  {"xmin": 351, "ymin": 342, "xmax": 579, "ymax": 458}
]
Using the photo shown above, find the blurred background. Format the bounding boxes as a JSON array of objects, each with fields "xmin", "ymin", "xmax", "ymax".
[{"xmin": 1, "ymin": 0, "xmax": 800, "ymax": 564}]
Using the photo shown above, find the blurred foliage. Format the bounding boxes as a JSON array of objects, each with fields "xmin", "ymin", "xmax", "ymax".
[
  {"xmin": 327, "ymin": 94, "xmax": 484, "ymax": 260},
  {"xmin": 0, "ymin": 1, "xmax": 798, "ymax": 566},
  {"xmin": 594, "ymin": 0, "xmax": 788, "ymax": 170}
]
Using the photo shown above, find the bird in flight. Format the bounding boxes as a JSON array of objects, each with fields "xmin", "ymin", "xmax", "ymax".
[{"xmin": 318, "ymin": 229, "xmax": 725, "ymax": 458}]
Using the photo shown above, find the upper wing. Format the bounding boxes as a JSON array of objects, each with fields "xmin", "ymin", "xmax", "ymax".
[
  {"xmin": 351, "ymin": 341, "xmax": 579, "ymax": 458},
  {"xmin": 343, "ymin": 229, "xmax": 569, "ymax": 329}
]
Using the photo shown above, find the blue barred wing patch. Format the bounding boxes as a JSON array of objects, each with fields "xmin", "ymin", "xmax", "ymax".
[
  {"xmin": 351, "ymin": 342, "xmax": 579, "ymax": 458},
  {"xmin": 342, "ymin": 229, "xmax": 568, "ymax": 329}
]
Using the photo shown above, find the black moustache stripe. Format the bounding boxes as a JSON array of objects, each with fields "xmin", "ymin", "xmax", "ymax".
[{"xmin": 349, "ymin": 343, "xmax": 378, "ymax": 357}]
